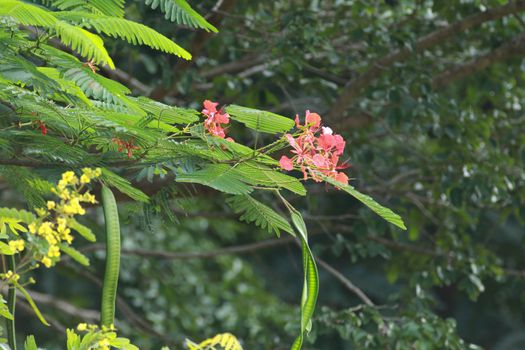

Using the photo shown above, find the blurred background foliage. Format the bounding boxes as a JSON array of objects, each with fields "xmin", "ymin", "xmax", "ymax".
[{"xmin": 11, "ymin": 0, "xmax": 525, "ymax": 349}]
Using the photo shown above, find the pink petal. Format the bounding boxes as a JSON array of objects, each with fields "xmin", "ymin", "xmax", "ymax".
[
  {"xmin": 335, "ymin": 172, "xmax": 349, "ymax": 185},
  {"xmin": 305, "ymin": 110, "xmax": 321, "ymax": 128},
  {"xmin": 312, "ymin": 154, "xmax": 328, "ymax": 168},
  {"xmin": 318, "ymin": 134, "xmax": 335, "ymax": 151},
  {"xmin": 279, "ymin": 155, "xmax": 294, "ymax": 171},
  {"xmin": 203, "ymin": 100, "xmax": 218, "ymax": 113},
  {"xmin": 285, "ymin": 134, "xmax": 297, "ymax": 148},
  {"xmin": 334, "ymin": 134, "xmax": 346, "ymax": 155},
  {"xmin": 216, "ymin": 112, "xmax": 230, "ymax": 124},
  {"xmin": 294, "ymin": 115, "xmax": 301, "ymax": 128}
]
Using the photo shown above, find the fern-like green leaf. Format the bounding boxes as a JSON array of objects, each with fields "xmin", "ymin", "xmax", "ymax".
[
  {"xmin": 101, "ymin": 168, "xmax": 150, "ymax": 202},
  {"xmin": 59, "ymin": 243, "xmax": 90, "ymax": 266},
  {"xmin": 236, "ymin": 162, "xmax": 306, "ymax": 195},
  {"xmin": 0, "ymin": 1, "xmax": 116, "ymax": 68},
  {"xmin": 176, "ymin": 164, "xmax": 253, "ymax": 195},
  {"xmin": 133, "ymin": 96, "xmax": 200, "ymax": 124},
  {"xmin": 227, "ymin": 195, "xmax": 294, "ymax": 237},
  {"xmin": 0, "ymin": 1, "xmax": 57, "ymax": 27},
  {"xmin": 144, "ymin": 0, "xmax": 218, "ymax": 32},
  {"xmin": 69, "ymin": 219, "xmax": 96, "ymax": 242},
  {"xmin": 37, "ymin": 67, "xmax": 92, "ymax": 106},
  {"xmin": 322, "ymin": 175, "xmax": 407, "ymax": 230},
  {"xmin": 52, "ymin": 0, "xmax": 125, "ymax": 17},
  {"xmin": 56, "ymin": 11, "xmax": 192, "ymax": 60},
  {"xmin": 54, "ymin": 20, "xmax": 115, "ymax": 69},
  {"xmin": 0, "ymin": 208, "xmax": 36, "ymax": 224},
  {"xmin": 225, "ymin": 105, "xmax": 295, "ymax": 134}
]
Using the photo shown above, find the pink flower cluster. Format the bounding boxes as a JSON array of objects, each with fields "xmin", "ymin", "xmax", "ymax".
[
  {"xmin": 279, "ymin": 111, "xmax": 349, "ymax": 185},
  {"xmin": 201, "ymin": 100, "xmax": 233, "ymax": 141}
]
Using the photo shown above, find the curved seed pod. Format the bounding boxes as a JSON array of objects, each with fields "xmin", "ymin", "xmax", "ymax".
[
  {"xmin": 100, "ymin": 185, "xmax": 121, "ymax": 327},
  {"xmin": 6, "ymin": 254, "xmax": 16, "ymax": 350}
]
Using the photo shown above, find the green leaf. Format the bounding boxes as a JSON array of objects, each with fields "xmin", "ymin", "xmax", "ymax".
[
  {"xmin": 24, "ymin": 335, "xmax": 38, "ymax": 350},
  {"xmin": 0, "ymin": 1, "xmax": 57, "ymax": 27},
  {"xmin": 15, "ymin": 282, "xmax": 50, "ymax": 326},
  {"xmin": 321, "ymin": 175, "xmax": 407, "ymax": 230},
  {"xmin": 0, "ymin": 242, "xmax": 14, "ymax": 255},
  {"xmin": 59, "ymin": 243, "xmax": 90, "ymax": 266},
  {"xmin": 227, "ymin": 195, "xmax": 294, "ymax": 237},
  {"xmin": 133, "ymin": 97, "xmax": 200, "ymax": 124},
  {"xmin": 56, "ymin": 12, "xmax": 191, "ymax": 60},
  {"xmin": 0, "ymin": 296, "xmax": 13, "ymax": 320},
  {"xmin": 0, "ymin": 208, "xmax": 37, "ymax": 225},
  {"xmin": 226, "ymin": 105, "xmax": 295, "ymax": 134},
  {"xmin": 101, "ymin": 168, "xmax": 150, "ymax": 202},
  {"xmin": 236, "ymin": 162, "xmax": 306, "ymax": 196},
  {"xmin": 144, "ymin": 0, "xmax": 218, "ymax": 32},
  {"xmin": 54, "ymin": 20, "xmax": 115, "ymax": 69},
  {"xmin": 53, "ymin": 0, "xmax": 126, "ymax": 17},
  {"xmin": 176, "ymin": 164, "xmax": 253, "ymax": 195},
  {"xmin": 69, "ymin": 219, "xmax": 97, "ymax": 242}
]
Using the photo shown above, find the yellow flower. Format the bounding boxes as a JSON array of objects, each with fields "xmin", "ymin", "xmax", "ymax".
[
  {"xmin": 35, "ymin": 208, "xmax": 47, "ymax": 217},
  {"xmin": 83, "ymin": 192, "xmax": 97, "ymax": 204},
  {"xmin": 80, "ymin": 174, "xmax": 91, "ymax": 184},
  {"xmin": 28, "ymin": 222, "xmax": 36, "ymax": 234},
  {"xmin": 61, "ymin": 171, "xmax": 78, "ymax": 185},
  {"xmin": 102, "ymin": 324, "xmax": 116, "ymax": 331},
  {"xmin": 77, "ymin": 323, "xmax": 88, "ymax": 331},
  {"xmin": 47, "ymin": 245, "xmax": 60, "ymax": 258},
  {"xmin": 47, "ymin": 201, "xmax": 56, "ymax": 210},
  {"xmin": 62, "ymin": 197, "xmax": 85, "ymax": 215},
  {"xmin": 63, "ymin": 232, "xmax": 73, "ymax": 244},
  {"xmin": 3, "ymin": 270, "xmax": 20, "ymax": 282},
  {"xmin": 56, "ymin": 217, "xmax": 67, "ymax": 232},
  {"xmin": 41, "ymin": 256, "xmax": 52, "ymax": 268},
  {"xmin": 58, "ymin": 188, "xmax": 71, "ymax": 200},
  {"xmin": 8, "ymin": 239, "xmax": 25, "ymax": 253},
  {"xmin": 98, "ymin": 338, "xmax": 110, "ymax": 350},
  {"xmin": 38, "ymin": 222, "xmax": 54, "ymax": 236}
]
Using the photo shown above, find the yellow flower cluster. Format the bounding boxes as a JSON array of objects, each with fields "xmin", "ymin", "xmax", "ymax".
[
  {"xmin": 76, "ymin": 323, "xmax": 117, "ymax": 350},
  {"xmin": 29, "ymin": 168, "xmax": 101, "ymax": 268},
  {"xmin": 8, "ymin": 239, "xmax": 24, "ymax": 253},
  {"xmin": 2, "ymin": 270, "xmax": 20, "ymax": 283}
]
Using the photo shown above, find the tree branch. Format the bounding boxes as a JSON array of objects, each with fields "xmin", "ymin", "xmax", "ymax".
[
  {"xmin": 432, "ymin": 32, "xmax": 525, "ymax": 88},
  {"xmin": 25, "ymin": 289, "xmax": 100, "ymax": 322},
  {"xmin": 327, "ymin": 0, "xmax": 525, "ymax": 121},
  {"xmin": 79, "ymin": 236, "xmax": 297, "ymax": 260},
  {"xmin": 316, "ymin": 257, "xmax": 375, "ymax": 306}
]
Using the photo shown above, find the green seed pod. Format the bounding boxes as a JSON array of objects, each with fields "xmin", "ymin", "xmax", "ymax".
[{"xmin": 100, "ymin": 185, "xmax": 121, "ymax": 327}]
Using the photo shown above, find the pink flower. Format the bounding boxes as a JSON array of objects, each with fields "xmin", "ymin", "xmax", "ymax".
[
  {"xmin": 202, "ymin": 100, "xmax": 218, "ymax": 116},
  {"xmin": 279, "ymin": 110, "xmax": 349, "ymax": 187},
  {"xmin": 201, "ymin": 100, "xmax": 233, "ymax": 141},
  {"xmin": 279, "ymin": 156, "xmax": 294, "ymax": 171}
]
